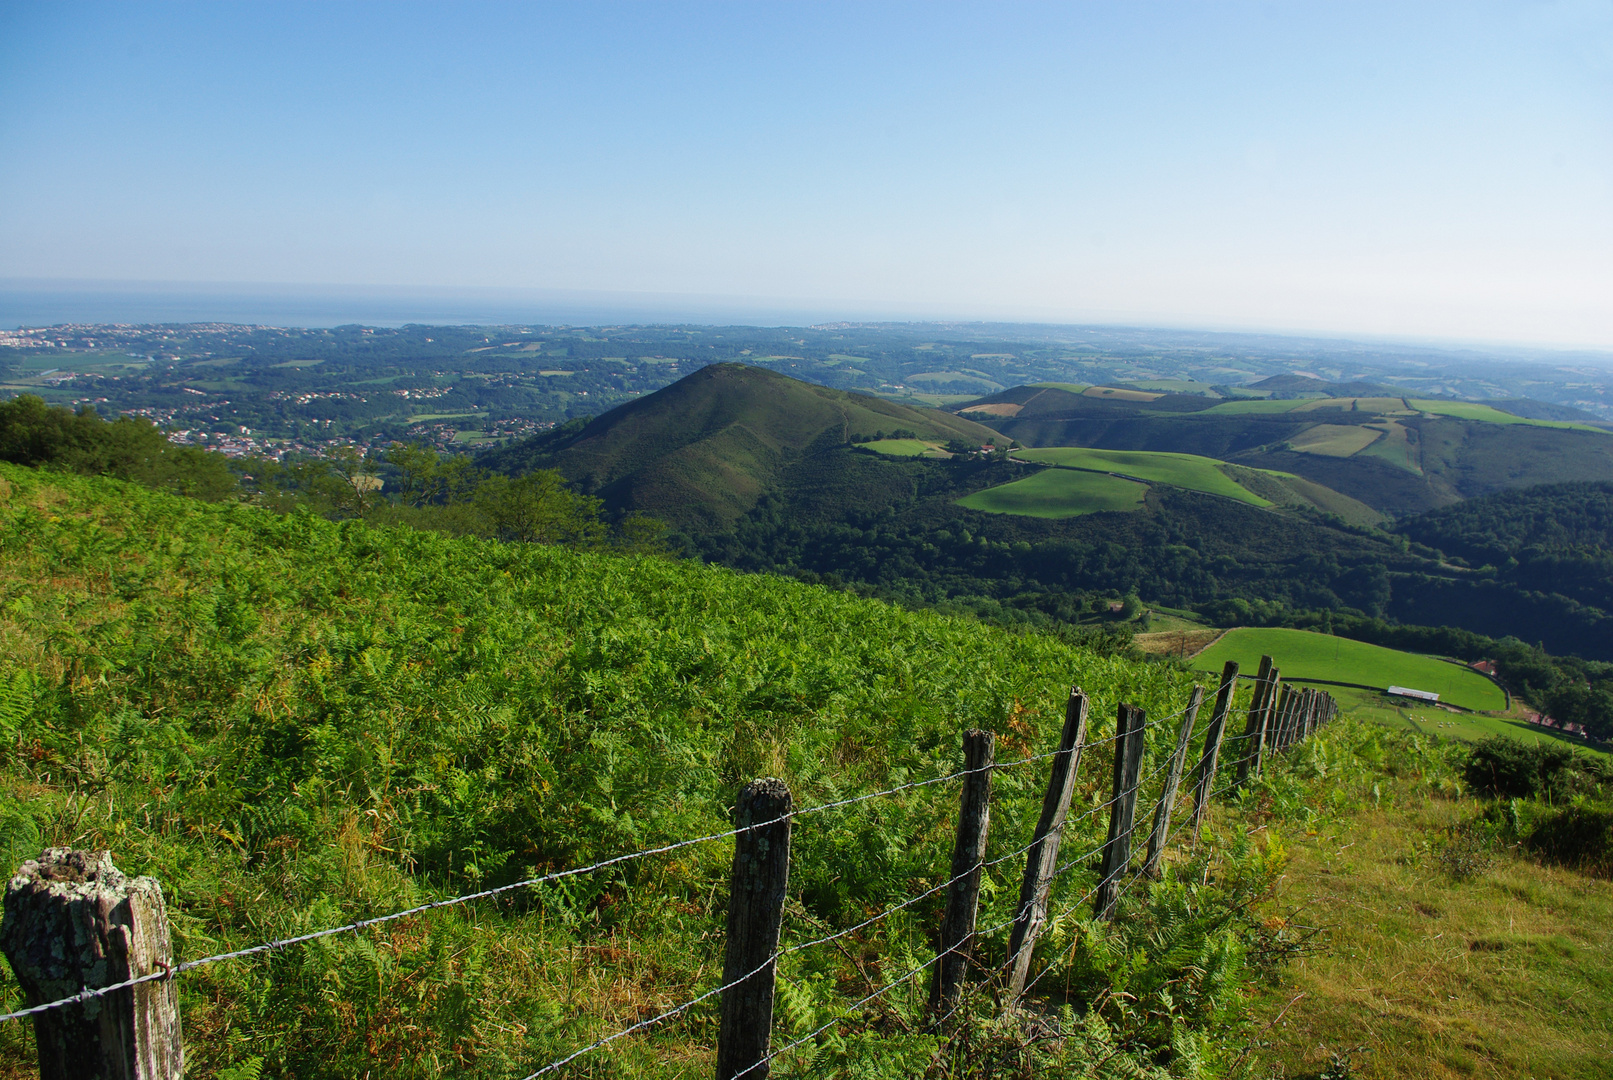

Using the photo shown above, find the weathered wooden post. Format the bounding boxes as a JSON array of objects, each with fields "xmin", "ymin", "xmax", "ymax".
[
  {"xmin": 1004, "ymin": 688, "xmax": 1088, "ymax": 1000},
  {"xmin": 1142, "ymin": 686, "xmax": 1205, "ymax": 878},
  {"xmin": 930, "ymin": 729, "xmax": 994, "ymax": 1016},
  {"xmin": 1270, "ymin": 687, "xmax": 1294, "ymax": 751},
  {"xmin": 1232, "ymin": 656, "xmax": 1274, "ymax": 786},
  {"xmin": 0, "ymin": 848, "xmax": 182, "ymax": 1080},
  {"xmin": 1189, "ymin": 661, "xmax": 1240, "ymax": 831},
  {"xmin": 1093, "ymin": 703, "xmax": 1148, "ymax": 920},
  {"xmin": 717, "ymin": 779, "xmax": 792, "ymax": 1080}
]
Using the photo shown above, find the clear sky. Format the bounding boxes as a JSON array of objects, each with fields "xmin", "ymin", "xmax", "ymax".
[{"xmin": 2, "ymin": 1, "xmax": 1610, "ymax": 346}]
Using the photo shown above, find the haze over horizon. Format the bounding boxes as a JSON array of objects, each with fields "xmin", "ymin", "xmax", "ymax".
[{"xmin": 3, "ymin": 2, "xmax": 1611, "ymax": 349}]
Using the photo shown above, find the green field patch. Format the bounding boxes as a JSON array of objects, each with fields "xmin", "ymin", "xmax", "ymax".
[
  {"xmin": 1121, "ymin": 379, "xmax": 1222, "ymax": 395},
  {"xmin": 1409, "ymin": 399, "xmax": 1608, "ymax": 433},
  {"xmin": 1014, "ymin": 447, "xmax": 1271, "ymax": 505},
  {"xmin": 537, "ymin": 370, "xmax": 575, "ymax": 376},
  {"xmin": 862, "ymin": 438, "xmax": 945, "ymax": 458},
  {"xmin": 271, "ymin": 358, "xmax": 323, "ymax": 368},
  {"xmin": 1355, "ymin": 419, "xmax": 1422, "ymax": 473},
  {"xmin": 908, "ymin": 371, "xmax": 1004, "ymax": 390},
  {"xmin": 1028, "ymin": 382, "xmax": 1090, "ymax": 393},
  {"xmin": 958, "ymin": 468, "xmax": 1147, "ymax": 517},
  {"xmin": 1289, "ymin": 395, "xmax": 1410, "ymax": 414},
  {"xmin": 1193, "ymin": 627, "xmax": 1507, "ymax": 712},
  {"xmin": 406, "ymin": 411, "xmax": 480, "ymax": 423},
  {"xmin": 1082, "ymin": 385, "xmax": 1162, "ymax": 401},
  {"xmin": 1200, "ymin": 398, "xmax": 1307, "ymax": 415},
  {"xmin": 1286, "ymin": 423, "xmax": 1383, "ymax": 457}
]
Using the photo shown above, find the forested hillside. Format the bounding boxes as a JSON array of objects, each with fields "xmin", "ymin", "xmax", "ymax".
[{"xmin": 1398, "ymin": 481, "xmax": 1613, "ymax": 613}]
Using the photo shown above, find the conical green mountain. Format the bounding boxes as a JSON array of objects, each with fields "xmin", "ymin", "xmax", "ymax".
[{"xmin": 479, "ymin": 362, "xmax": 1004, "ymax": 529}]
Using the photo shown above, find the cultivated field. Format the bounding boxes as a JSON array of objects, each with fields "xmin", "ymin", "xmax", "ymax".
[
  {"xmin": 956, "ymin": 467, "xmax": 1146, "ymax": 517},
  {"xmin": 1287, "ymin": 423, "xmax": 1384, "ymax": 457},
  {"xmin": 1013, "ymin": 446, "xmax": 1270, "ymax": 505},
  {"xmin": 861, "ymin": 438, "xmax": 946, "ymax": 457},
  {"xmin": 1192, "ymin": 627, "xmax": 1507, "ymax": 712}
]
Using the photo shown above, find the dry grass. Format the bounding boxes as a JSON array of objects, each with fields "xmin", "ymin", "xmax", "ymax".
[{"xmin": 1250, "ymin": 795, "xmax": 1613, "ymax": 1079}]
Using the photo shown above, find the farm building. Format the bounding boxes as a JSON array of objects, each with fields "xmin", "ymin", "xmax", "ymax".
[{"xmin": 1388, "ymin": 686, "xmax": 1440, "ymax": 703}]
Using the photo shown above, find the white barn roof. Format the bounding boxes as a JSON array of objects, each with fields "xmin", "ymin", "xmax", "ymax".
[{"xmin": 1388, "ymin": 686, "xmax": 1440, "ymax": 702}]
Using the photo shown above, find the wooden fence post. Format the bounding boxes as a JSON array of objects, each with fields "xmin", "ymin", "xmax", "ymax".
[
  {"xmin": 1190, "ymin": 661, "xmax": 1240, "ymax": 831},
  {"xmin": 0, "ymin": 848, "xmax": 182, "ymax": 1080},
  {"xmin": 1093, "ymin": 703, "xmax": 1148, "ymax": 920},
  {"xmin": 717, "ymin": 778, "xmax": 792, "ymax": 1080},
  {"xmin": 1142, "ymin": 686, "xmax": 1205, "ymax": 878},
  {"xmin": 1232, "ymin": 656, "xmax": 1274, "ymax": 786},
  {"xmin": 930, "ymin": 729, "xmax": 994, "ymax": 1017},
  {"xmin": 1251, "ymin": 669, "xmax": 1281, "ymax": 776},
  {"xmin": 1270, "ymin": 687, "xmax": 1294, "ymax": 751},
  {"xmin": 1004, "ymin": 688, "xmax": 1088, "ymax": 1001}
]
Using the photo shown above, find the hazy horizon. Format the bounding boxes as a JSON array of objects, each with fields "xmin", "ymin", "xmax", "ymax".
[{"xmin": 3, "ymin": 3, "xmax": 1611, "ymax": 349}]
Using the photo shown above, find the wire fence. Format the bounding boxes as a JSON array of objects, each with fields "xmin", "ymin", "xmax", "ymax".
[{"xmin": 2, "ymin": 675, "xmax": 1333, "ymax": 1080}]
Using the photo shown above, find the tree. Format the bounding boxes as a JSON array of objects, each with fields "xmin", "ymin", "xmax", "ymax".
[{"xmin": 472, "ymin": 470, "xmax": 605, "ymax": 546}]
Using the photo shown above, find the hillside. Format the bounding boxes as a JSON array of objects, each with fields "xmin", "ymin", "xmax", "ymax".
[
  {"xmin": 3, "ymin": 463, "xmax": 1610, "ymax": 1080},
  {"xmin": 478, "ymin": 362, "xmax": 1003, "ymax": 529},
  {"xmin": 0, "ymin": 461, "xmax": 1239, "ymax": 1077},
  {"xmin": 958, "ymin": 385, "xmax": 1613, "ymax": 516}
]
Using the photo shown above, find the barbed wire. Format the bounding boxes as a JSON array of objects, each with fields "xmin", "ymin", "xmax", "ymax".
[
  {"xmin": 0, "ymin": 687, "xmax": 1220, "ymax": 1061},
  {"xmin": 515, "ymin": 832, "xmax": 1044, "ymax": 1079},
  {"xmin": 0, "ymin": 712, "xmax": 1162, "ymax": 1026}
]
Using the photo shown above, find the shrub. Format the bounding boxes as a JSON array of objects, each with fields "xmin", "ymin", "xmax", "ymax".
[
  {"xmin": 1525, "ymin": 803, "xmax": 1613, "ymax": 877},
  {"xmin": 1461, "ymin": 737, "xmax": 1607, "ymax": 800}
]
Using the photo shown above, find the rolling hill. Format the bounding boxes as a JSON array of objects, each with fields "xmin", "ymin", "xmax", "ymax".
[
  {"xmin": 478, "ymin": 363, "xmax": 1003, "ymax": 529},
  {"xmin": 956, "ymin": 383, "xmax": 1613, "ymax": 516}
]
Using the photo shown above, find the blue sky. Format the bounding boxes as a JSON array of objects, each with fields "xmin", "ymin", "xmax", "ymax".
[{"xmin": 2, "ymin": 1, "xmax": 1610, "ymax": 345}]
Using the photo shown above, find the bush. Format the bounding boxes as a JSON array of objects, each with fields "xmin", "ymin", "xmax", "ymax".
[
  {"xmin": 1525, "ymin": 803, "xmax": 1613, "ymax": 877},
  {"xmin": 1461, "ymin": 737, "xmax": 1607, "ymax": 800}
]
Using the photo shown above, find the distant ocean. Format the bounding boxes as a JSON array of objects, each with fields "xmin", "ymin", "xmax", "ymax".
[{"xmin": 0, "ymin": 281, "xmax": 867, "ymax": 330}]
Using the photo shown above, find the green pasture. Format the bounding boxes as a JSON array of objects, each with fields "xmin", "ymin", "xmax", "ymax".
[
  {"xmin": 406, "ymin": 411, "xmax": 481, "ymax": 423},
  {"xmin": 1193, "ymin": 627, "xmax": 1507, "ymax": 712},
  {"xmin": 1286, "ymin": 424, "xmax": 1382, "ymax": 457},
  {"xmin": 1408, "ymin": 398, "xmax": 1608, "ymax": 433},
  {"xmin": 862, "ymin": 438, "xmax": 942, "ymax": 457},
  {"xmin": 1013, "ymin": 446, "xmax": 1270, "ymax": 505},
  {"xmin": 1028, "ymin": 382, "xmax": 1089, "ymax": 393},
  {"xmin": 958, "ymin": 467, "xmax": 1146, "ymax": 518},
  {"xmin": 1312, "ymin": 685, "xmax": 1609, "ymax": 757},
  {"xmin": 1200, "ymin": 398, "xmax": 1308, "ymax": 415}
]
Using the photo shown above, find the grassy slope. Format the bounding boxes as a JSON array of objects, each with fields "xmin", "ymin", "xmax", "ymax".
[
  {"xmin": 0, "ymin": 463, "xmax": 1199, "ymax": 1078},
  {"xmin": 480, "ymin": 363, "xmax": 1004, "ymax": 530},
  {"xmin": 1250, "ymin": 792, "xmax": 1613, "ymax": 1079},
  {"xmin": 955, "ymin": 467, "xmax": 1148, "ymax": 517},
  {"xmin": 1193, "ymin": 627, "xmax": 1507, "ymax": 712},
  {"xmin": 860, "ymin": 438, "xmax": 945, "ymax": 457},
  {"xmin": 1014, "ymin": 446, "xmax": 1271, "ymax": 505}
]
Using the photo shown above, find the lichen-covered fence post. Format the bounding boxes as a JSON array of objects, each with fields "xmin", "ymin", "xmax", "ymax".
[{"xmin": 0, "ymin": 848, "xmax": 182, "ymax": 1080}]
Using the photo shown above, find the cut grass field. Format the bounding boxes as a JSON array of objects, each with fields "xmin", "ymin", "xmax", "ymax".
[
  {"xmin": 1013, "ymin": 446, "xmax": 1271, "ymax": 505},
  {"xmin": 1192, "ymin": 627, "xmax": 1507, "ymax": 712},
  {"xmin": 1286, "ymin": 684, "xmax": 1607, "ymax": 757},
  {"xmin": 1249, "ymin": 792, "xmax": 1613, "ymax": 1079},
  {"xmin": 956, "ymin": 467, "xmax": 1146, "ymax": 518},
  {"xmin": 1287, "ymin": 423, "xmax": 1384, "ymax": 457},
  {"xmin": 1409, "ymin": 399, "xmax": 1609, "ymax": 433},
  {"xmin": 861, "ymin": 438, "xmax": 945, "ymax": 457}
]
